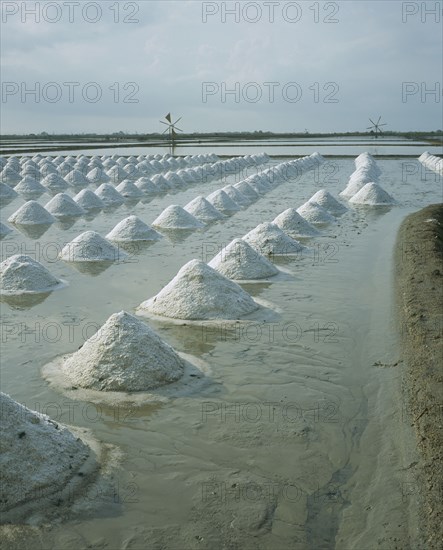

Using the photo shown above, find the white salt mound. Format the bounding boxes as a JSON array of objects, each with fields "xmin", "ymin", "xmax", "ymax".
[
  {"xmin": 243, "ymin": 223, "xmax": 307, "ymax": 256},
  {"xmin": 184, "ymin": 196, "xmax": 224, "ymax": 223},
  {"xmin": 65, "ymin": 169, "xmax": 89, "ymax": 187},
  {"xmin": 95, "ymin": 184, "xmax": 124, "ymax": 206},
  {"xmin": 138, "ymin": 259, "xmax": 259, "ymax": 320},
  {"xmin": 272, "ymin": 208, "xmax": 320, "ymax": 237},
  {"xmin": 106, "ymin": 216, "xmax": 162, "ymax": 242},
  {"xmin": 45, "ymin": 193, "xmax": 85, "ymax": 217},
  {"xmin": 116, "ymin": 180, "xmax": 143, "ymax": 199},
  {"xmin": 60, "ymin": 231, "xmax": 126, "ymax": 262},
  {"xmin": 0, "ymin": 183, "xmax": 18, "ymax": 200},
  {"xmin": 74, "ymin": 189, "xmax": 105, "ymax": 210},
  {"xmin": 233, "ymin": 181, "xmax": 259, "ymax": 200},
  {"xmin": 86, "ymin": 167, "xmax": 110, "ymax": 184},
  {"xmin": 208, "ymin": 238, "xmax": 279, "ymax": 280},
  {"xmin": 206, "ymin": 189, "xmax": 241, "ymax": 214},
  {"xmin": 152, "ymin": 205, "xmax": 204, "ymax": 229},
  {"xmin": 0, "ymin": 254, "xmax": 64, "ymax": 294},
  {"xmin": 0, "ymin": 222, "xmax": 13, "ymax": 237},
  {"xmin": 222, "ymin": 185, "xmax": 251, "ymax": 207},
  {"xmin": 309, "ymin": 190, "xmax": 348, "ymax": 216},
  {"xmin": 8, "ymin": 201, "xmax": 56, "ymax": 225},
  {"xmin": 339, "ymin": 179, "xmax": 367, "ymax": 199},
  {"xmin": 135, "ymin": 178, "xmax": 157, "ymax": 195},
  {"xmin": 349, "ymin": 182, "xmax": 397, "ymax": 206},
  {"xmin": 41, "ymin": 173, "xmax": 69, "ymax": 192},
  {"xmin": 15, "ymin": 176, "xmax": 46, "ymax": 196},
  {"xmin": 60, "ymin": 311, "xmax": 185, "ymax": 391},
  {"xmin": 296, "ymin": 201, "xmax": 336, "ymax": 225},
  {"xmin": 0, "ymin": 392, "xmax": 91, "ymax": 517}
]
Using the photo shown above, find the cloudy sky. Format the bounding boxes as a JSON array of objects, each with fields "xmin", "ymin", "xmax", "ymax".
[{"xmin": 1, "ymin": 0, "xmax": 441, "ymax": 134}]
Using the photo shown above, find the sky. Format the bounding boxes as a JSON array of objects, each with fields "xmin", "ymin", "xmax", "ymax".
[{"xmin": 1, "ymin": 0, "xmax": 442, "ymax": 134}]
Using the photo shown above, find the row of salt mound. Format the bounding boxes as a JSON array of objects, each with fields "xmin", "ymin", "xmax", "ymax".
[
  {"xmin": 340, "ymin": 152, "xmax": 381, "ymax": 198},
  {"xmin": 419, "ymin": 151, "xmax": 443, "ymax": 175},
  {"xmin": 59, "ymin": 231, "xmax": 126, "ymax": 263}
]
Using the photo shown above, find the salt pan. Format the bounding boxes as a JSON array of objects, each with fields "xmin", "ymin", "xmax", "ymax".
[
  {"xmin": 0, "ymin": 254, "xmax": 64, "ymax": 294},
  {"xmin": 106, "ymin": 215, "xmax": 162, "ymax": 242},
  {"xmin": 208, "ymin": 238, "xmax": 279, "ymax": 280},
  {"xmin": 152, "ymin": 205, "xmax": 205, "ymax": 230},
  {"xmin": 60, "ymin": 311, "xmax": 185, "ymax": 391},
  {"xmin": 137, "ymin": 259, "xmax": 259, "ymax": 320}
]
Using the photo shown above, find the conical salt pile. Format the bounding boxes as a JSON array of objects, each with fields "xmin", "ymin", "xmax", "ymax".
[
  {"xmin": 15, "ymin": 176, "xmax": 46, "ymax": 198},
  {"xmin": 206, "ymin": 190, "xmax": 241, "ymax": 214},
  {"xmin": 272, "ymin": 208, "xmax": 320, "ymax": 237},
  {"xmin": 208, "ymin": 238, "xmax": 279, "ymax": 280},
  {"xmin": 152, "ymin": 205, "xmax": 204, "ymax": 230},
  {"xmin": 106, "ymin": 165, "xmax": 128, "ymax": 183},
  {"xmin": 86, "ymin": 167, "xmax": 111, "ymax": 184},
  {"xmin": 308, "ymin": 190, "xmax": 348, "ymax": 216},
  {"xmin": 242, "ymin": 222, "xmax": 307, "ymax": 256},
  {"xmin": 59, "ymin": 311, "xmax": 185, "ymax": 391},
  {"xmin": 0, "ymin": 222, "xmax": 13, "ymax": 237},
  {"xmin": 222, "ymin": 185, "xmax": 251, "ymax": 207},
  {"xmin": 296, "ymin": 201, "xmax": 336, "ymax": 225},
  {"xmin": 339, "ymin": 179, "xmax": 367, "ymax": 199},
  {"xmin": 349, "ymin": 182, "xmax": 397, "ymax": 206},
  {"xmin": 73, "ymin": 189, "xmax": 105, "ymax": 211},
  {"xmin": 45, "ymin": 193, "xmax": 85, "ymax": 217},
  {"xmin": 95, "ymin": 184, "xmax": 124, "ymax": 206},
  {"xmin": 65, "ymin": 169, "xmax": 89, "ymax": 187},
  {"xmin": 0, "ymin": 166, "xmax": 22, "ymax": 186},
  {"xmin": 115, "ymin": 180, "xmax": 143, "ymax": 199},
  {"xmin": 0, "ymin": 182, "xmax": 18, "ymax": 201},
  {"xmin": 135, "ymin": 177, "xmax": 157, "ymax": 195},
  {"xmin": 233, "ymin": 181, "xmax": 259, "ymax": 201},
  {"xmin": 0, "ymin": 254, "xmax": 64, "ymax": 294},
  {"xmin": 184, "ymin": 196, "xmax": 225, "ymax": 223},
  {"xmin": 41, "ymin": 173, "xmax": 69, "ymax": 193},
  {"xmin": 137, "ymin": 259, "xmax": 259, "ymax": 320},
  {"xmin": 0, "ymin": 392, "xmax": 92, "ymax": 519},
  {"xmin": 8, "ymin": 201, "xmax": 56, "ymax": 225},
  {"xmin": 151, "ymin": 174, "xmax": 171, "ymax": 192},
  {"xmin": 106, "ymin": 216, "xmax": 162, "ymax": 242},
  {"xmin": 60, "ymin": 231, "xmax": 126, "ymax": 262}
]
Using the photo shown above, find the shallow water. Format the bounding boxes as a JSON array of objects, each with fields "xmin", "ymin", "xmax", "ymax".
[{"xmin": 0, "ymin": 156, "xmax": 442, "ymax": 549}]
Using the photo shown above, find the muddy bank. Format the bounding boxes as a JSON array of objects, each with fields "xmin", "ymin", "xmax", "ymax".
[{"xmin": 395, "ymin": 203, "xmax": 443, "ymax": 549}]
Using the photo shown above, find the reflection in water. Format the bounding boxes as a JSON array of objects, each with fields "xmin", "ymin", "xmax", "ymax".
[
  {"xmin": 65, "ymin": 260, "xmax": 113, "ymax": 276},
  {"xmin": 55, "ymin": 216, "xmax": 80, "ymax": 231},
  {"xmin": 351, "ymin": 204, "xmax": 394, "ymax": 222},
  {"xmin": 154, "ymin": 322, "xmax": 217, "ymax": 356},
  {"xmin": 1, "ymin": 291, "xmax": 52, "ymax": 309},
  {"xmin": 12, "ymin": 223, "xmax": 52, "ymax": 239},
  {"xmin": 83, "ymin": 209, "xmax": 102, "ymax": 222},
  {"xmin": 112, "ymin": 240, "xmax": 157, "ymax": 255},
  {"xmin": 160, "ymin": 228, "xmax": 201, "ymax": 244},
  {"xmin": 239, "ymin": 281, "xmax": 272, "ymax": 297}
]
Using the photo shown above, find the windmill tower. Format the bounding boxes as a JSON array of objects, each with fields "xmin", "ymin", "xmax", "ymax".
[
  {"xmin": 160, "ymin": 113, "xmax": 183, "ymax": 152},
  {"xmin": 367, "ymin": 116, "xmax": 387, "ymax": 139}
]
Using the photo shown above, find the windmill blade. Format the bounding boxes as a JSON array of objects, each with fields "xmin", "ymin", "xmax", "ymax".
[
  {"xmin": 173, "ymin": 117, "xmax": 182, "ymax": 125},
  {"xmin": 366, "ymin": 126, "xmax": 374, "ymax": 130},
  {"xmin": 376, "ymin": 116, "xmax": 382, "ymax": 125},
  {"xmin": 159, "ymin": 120, "xmax": 170, "ymax": 127},
  {"xmin": 174, "ymin": 127, "xmax": 183, "ymax": 133},
  {"xmin": 165, "ymin": 113, "xmax": 171, "ymax": 122},
  {"xmin": 368, "ymin": 118, "xmax": 376, "ymax": 126},
  {"xmin": 379, "ymin": 123, "xmax": 387, "ymax": 127},
  {"xmin": 162, "ymin": 128, "xmax": 170, "ymax": 135}
]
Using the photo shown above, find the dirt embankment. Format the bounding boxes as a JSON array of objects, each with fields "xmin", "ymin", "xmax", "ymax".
[{"xmin": 395, "ymin": 203, "xmax": 443, "ymax": 549}]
